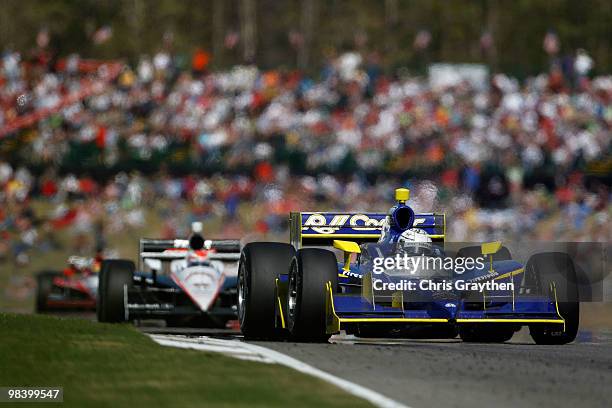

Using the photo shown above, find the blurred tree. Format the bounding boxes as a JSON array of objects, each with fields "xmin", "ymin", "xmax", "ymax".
[
  {"xmin": 240, "ymin": 0, "xmax": 257, "ymax": 63},
  {"xmin": 212, "ymin": 0, "xmax": 225, "ymax": 65},
  {"xmin": 384, "ymin": 0, "xmax": 398, "ymax": 60},
  {"xmin": 0, "ymin": 0, "xmax": 609, "ymax": 76},
  {"xmin": 298, "ymin": 0, "xmax": 315, "ymax": 69}
]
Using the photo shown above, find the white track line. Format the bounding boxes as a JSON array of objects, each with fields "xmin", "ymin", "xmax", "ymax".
[
  {"xmin": 149, "ymin": 334, "xmax": 408, "ymax": 408},
  {"xmin": 150, "ymin": 335, "xmax": 275, "ymax": 363}
]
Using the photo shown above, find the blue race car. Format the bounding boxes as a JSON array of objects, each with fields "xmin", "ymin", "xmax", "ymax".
[{"xmin": 238, "ymin": 188, "xmax": 579, "ymax": 344}]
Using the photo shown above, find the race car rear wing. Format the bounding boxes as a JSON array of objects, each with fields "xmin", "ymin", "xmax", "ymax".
[
  {"xmin": 289, "ymin": 212, "xmax": 445, "ymax": 249},
  {"xmin": 140, "ymin": 238, "xmax": 240, "ymax": 253},
  {"xmin": 138, "ymin": 238, "xmax": 241, "ymax": 268}
]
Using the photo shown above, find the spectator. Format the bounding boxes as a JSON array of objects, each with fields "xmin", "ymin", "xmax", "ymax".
[{"xmin": 0, "ymin": 48, "xmax": 610, "ymax": 267}]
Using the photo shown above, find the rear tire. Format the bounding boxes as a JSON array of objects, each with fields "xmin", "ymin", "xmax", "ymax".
[
  {"xmin": 35, "ymin": 271, "xmax": 61, "ymax": 312},
  {"xmin": 527, "ymin": 252, "xmax": 579, "ymax": 345},
  {"xmin": 238, "ymin": 242, "xmax": 295, "ymax": 340},
  {"xmin": 97, "ymin": 260, "xmax": 134, "ymax": 323},
  {"xmin": 286, "ymin": 248, "xmax": 338, "ymax": 342}
]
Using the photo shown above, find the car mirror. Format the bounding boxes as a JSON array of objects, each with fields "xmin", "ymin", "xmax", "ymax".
[
  {"xmin": 481, "ymin": 241, "xmax": 501, "ymax": 256},
  {"xmin": 333, "ymin": 240, "xmax": 361, "ymax": 273}
]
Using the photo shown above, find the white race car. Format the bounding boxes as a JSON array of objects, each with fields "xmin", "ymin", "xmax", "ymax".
[{"xmin": 97, "ymin": 223, "xmax": 240, "ymax": 327}]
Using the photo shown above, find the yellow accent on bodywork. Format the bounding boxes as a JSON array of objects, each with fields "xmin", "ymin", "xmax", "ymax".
[
  {"xmin": 481, "ymin": 241, "xmax": 502, "ymax": 255},
  {"xmin": 481, "ymin": 241, "xmax": 502, "ymax": 274},
  {"xmin": 443, "ymin": 213, "xmax": 446, "ymax": 240},
  {"xmin": 333, "ymin": 240, "xmax": 360, "ymax": 272},
  {"xmin": 275, "ymin": 278, "xmax": 286, "ymax": 329},
  {"xmin": 456, "ymin": 318, "xmax": 564, "ymax": 324},
  {"xmin": 339, "ymin": 318, "xmax": 449, "ymax": 323},
  {"xmin": 551, "ymin": 281, "xmax": 566, "ymax": 332},
  {"xmin": 301, "ymin": 233, "xmax": 446, "ymax": 240},
  {"xmin": 493, "ymin": 268, "xmax": 524, "ymax": 281},
  {"xmin": 333, "ymin": 240, "xmax": 361, "ymax": 254},
  {"xmin": 395, "ymin": 188, "xmax": 410, "ymax": 203},
  {"xmin": 301, "ymin": 233, "xmax": 380, "ymax": 238},
  {"xmin": 362, "ymin": 272, "xmax": 374, "ymax": 304},
  {"xmin": 325, "ymin": 282, "xmax": 341, "ymax": 334},
  {"xmin": 277, "ymin": 296, "xmax": 285, "ymax": 328},
  {"xmin": 391, "ymin": 291, "xmax": 404, "ymax": 310}
]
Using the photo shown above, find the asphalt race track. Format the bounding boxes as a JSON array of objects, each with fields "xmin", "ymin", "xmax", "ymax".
[
  {"xmin": 142, "ymin": 326, "xmax": 612, "ymax": 408},
  {"xmin": 257, "ymin": 334, "xmax": 612, "ymax": 408}
]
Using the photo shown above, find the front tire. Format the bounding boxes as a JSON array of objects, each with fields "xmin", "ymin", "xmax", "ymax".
[
  {"xmin": 286, "ymin": 248, "xmax": 338, "ymax": 342},
  {"xmin": 238, "ymin": 242, "xmax": 295, "ymax": 339},
  {"xmin": 97, "ymin": 260, "xmax": 134, "ymax": 323},
  {"xmin": 527, "ymin": 252, "xmax": 579, "ymax": 345}
]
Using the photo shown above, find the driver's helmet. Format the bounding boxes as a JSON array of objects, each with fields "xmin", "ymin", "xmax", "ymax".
[
  {"xmin": 397, "ymin": 228, "xmax": 433, "ymax": 256},
  {"xmin": 187, "ymin": 249, "xmax": 210, "ymax": 267},
  {"xmin": 68, "ymin": 256, "xmax": 93, "ymax": 274}
]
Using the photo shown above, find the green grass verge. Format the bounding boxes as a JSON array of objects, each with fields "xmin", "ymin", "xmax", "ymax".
[{"xmin": 0, "ymin": 313, "xmax": 371, "ymax": 408}]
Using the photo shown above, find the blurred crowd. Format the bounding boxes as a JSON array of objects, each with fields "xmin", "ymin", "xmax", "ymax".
[{"xmin": 1, "ymin": 48, "xmax": 610, "ymax": 265}]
